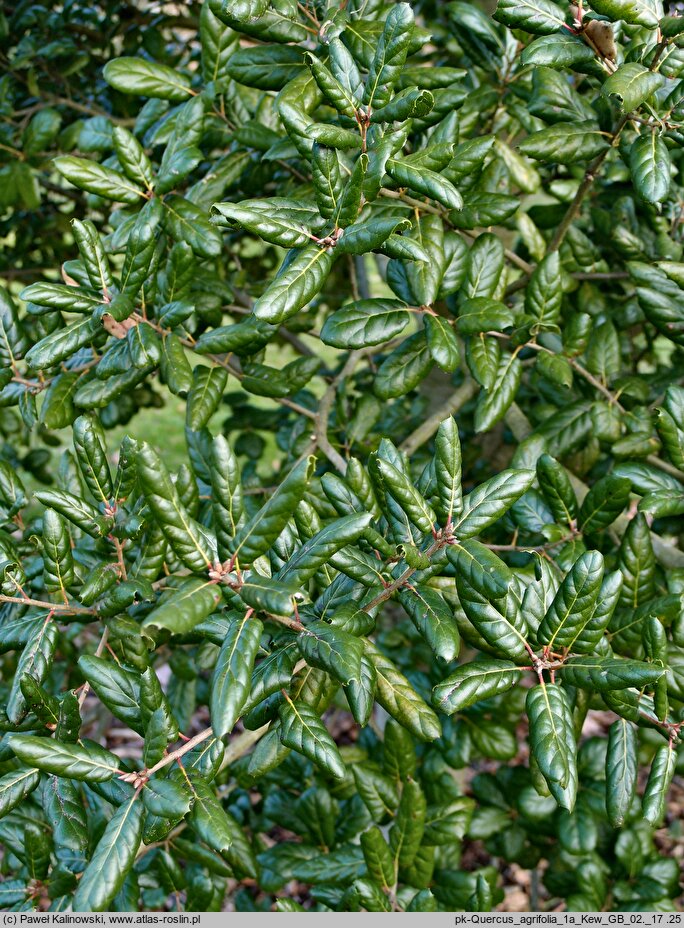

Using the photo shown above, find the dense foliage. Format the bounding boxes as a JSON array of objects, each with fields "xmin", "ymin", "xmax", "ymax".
[{"xmin": 1, "ymin": 0, "xmax": 684, "ymax": 913}]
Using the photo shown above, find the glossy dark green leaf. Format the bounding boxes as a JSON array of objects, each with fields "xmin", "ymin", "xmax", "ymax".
[
  {"xmin": 321, "ymin": 299, "xmax": 409, "ymax": 350},
  {"xmin": 143, "ymin": 578, "xmax": 222, "ymax": 636},
  {"xmin": 537, "ymin": 454, "xmax": 577, "ymax": 525},
  {"xmin": 42, "ymin": 509, "xmax": 75, "ymax": 595},
  {"xmin": 298, "ymin": 620, "xmax": 364, "ymax": 685},
  {"xmin": 7, "ymin": 618, "xmax": 57, "ymax": 724},
  {"xmin": 602, "ymin": 64, "xmax": 665, "ymax": 113},
  {"xmin": 186, "ymin": 366, "xmax": 227, "ymax": 430},
  {"xmin": 374, "ymin": 333, "xmax": 434, "ymax": 400},
  {"xmin": 78, "ymin": 655, "xmax": 143, "ymax": 733},
  {"xmin": 160, "ymin": 195, "xmax": 221, "ymax": 258},
  {"xmin": 398, "ymin": 585, "xmax": 460, "ymax": 662},
  {"xmin": 43, "ymin": 775, "xmax": 88, "ymax": 871},
  {"xmin": 399, "ymin": 214, "xmax": 444, "ymax": 305},
  {"xmin": 103, "ymin": 57, "xmax": 193, "ymax": 100},
  {"xmin": 562, "ymin": 655, "xmax": 665, "ymax": 690},
  {"xmin": 519, "ymin": 123, "xmax": 609, "ymax": 164},
  {"xmin": 278, "ymin": 699, "xmax": 346, "ymax": 778},
  {"xmin": 227, "ymin": 45, "xmax": 305, "ymax": 90},
  {"xmin": 228, "ymin": 456, "xmax": 314, "ymax": 565},
  {"xmin": 474, "ymin": 351, "xmax": 522, "ymax": 432},
  {"xmin": 278, "ymin": 513, "xmax": 373, "ymax": 587},
  {"xmin": 642, "ymin": 743, "xmax": 676, "ymax": 827},
  {"xmin": 138, "ymin": 442, "xmax": 214, "ymax": 571},
  {"xmin": 494, "ymin": 0, "xmax": 566, "ymax": 34},
  {"xmin": 374, "ymin": 455, "xmax": 436, "ymax": 535},
  {"xmin": 363, "ymin": 3, "xmax": 415, "ymax": 109},
  {"xmin": 433, "ymin": 659, "xmax": 522, "ymax": 714},
  {"xmin": 389, "ymin": 779, "xmax": 425, "ymax": 869},
  {"xmin": 211, "ymin": 613, "xmax": 263, "ymax": 738},
  {"xmin": 386, "ymin": 158, "xmax": 462, "ymax": 210},
  {"xmin": 54, "ymin": 157, "xmax": 145, "ymax": 204},
  {"xmin": 361, "ymin": 827, "xmax": 394, "ymax": 890},
  {"xmin": 0, "ymin": 766, "xmax": 41, "ymax": 819},
  {"xmin": 364, "ymin": 640, "xmax": 441, "ymax": 741},
  {"xmin": 448, "ymin": 539, "xmax": 513, "ymax": 601},
  {"xmin": 537, "ymin": 551, "xmax": 604, "ymax": 650},
  {"xmin": 71, "ymin": 218, "xmax": 114, "ymax": 291},
  {"xmin": 454, "ymin": 469, "xmax": 535, "ymax": 539},
  {"xmin": 573, "ymin": 570, "xmax": 623, "ymax": 654},
  {"xmin": 372, "ymin": 86, "xmax": 434, "ymax": 122},
  {"xmin": 10, "ymin": 735, "xmax": 120, "ymax": 781},
  {"xmin": 423, "ymin": 314, "xmax": 460, "ymax": 372},
  {"xmin": 433, "ymin": 416, "xmax": 463, "ymax": 525},
  {"xmin": 211, "ymin": 198, "xmax": 319, "ymax": 249},
  {"xmin": 72, "ymin": 795, "xmax": 143, "ymax": 911},
  {"xmin": 142, "ymin": 776, "xmax": 193, "ymax": 819},
  {"xmin": 526, "ymin": 252, "xmax": 562, "ymax": 327},
  {"xmin": 606, "ymin": 719, "xmax": 638, "ymax": 828},
  {"xmin": 344, "ymin": 653, "xmax": 377, "ymax": 727},
  {"xmin": 618, "ymin": 513, "xmax": 655, "ymax": 609},
  {"xmin": 526, "ymin": 683, "xmax": 577, "ymax": 811},
  {"xmin": 456, "ymin": 574, "xmax": 529, "ymax": 663},
  {"xmin": 187, "ymin": 773, "xmax": 236, "ymax": 856},
  {"xmin": 305, "ymin": 53, "xmax": 358, "ymax": 118},
  {"xmin": 578, "ymin": 475, "xmax": 631, "ymax": 533},
  {"xmin": 252, "ymin": 246, "xmax": 334, "ymax": 324},
  {"xmin": 630, "ymin": 134, "xmax": 671, "ymax": 204}
]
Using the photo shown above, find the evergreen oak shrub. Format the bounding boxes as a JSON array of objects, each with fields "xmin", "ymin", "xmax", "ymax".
[{"xmin": 1, "ymin": 0, "xmax": 684, "ymax": 913}]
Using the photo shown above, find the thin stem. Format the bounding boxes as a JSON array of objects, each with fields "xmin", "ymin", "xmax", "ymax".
[
  {"xmin": 548, "ymin": 117, "xmax": 629, "ymax": 253},
  {"xmin": 379, "ymin": 187, "xmax": 534, "ymax": 275},
  {"xmin": 362, "ymin": 536, "xmax": 445, "ymax": 614},
  {"xmin": 488, "ymin": 332, "xmax": 626, "ymax": 411},
  {"xmin": 78, "ymin": 627, "xmax": 110, "ymax": 707},
  {"xmin": 486, "ymin": 532, "xmax": 576, "ymax": 552},
  {"xmin": 0, "ymin": 593, "xmax": 93, "ymax": 615},
  {"xmin": 145, "ymin": 726, "xmax": 214, "ymax": 777},
  {"xmin": 219, "ymin": 724, "xmax": 271, "ymax": 771},
  {"xmin": 139, "ymin": 313, "xmax": 317, "ymax": 422},
  {"xmin": 646, "ymin": 454, "xmax": 684, "ymax": 483},
  {"xmin": 314, "ymin": 349, "xmax": 364, "ymax": 474},
  {"xmin": 400, "ymin": 379, "xmax": 479, "ymax": 456}
]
